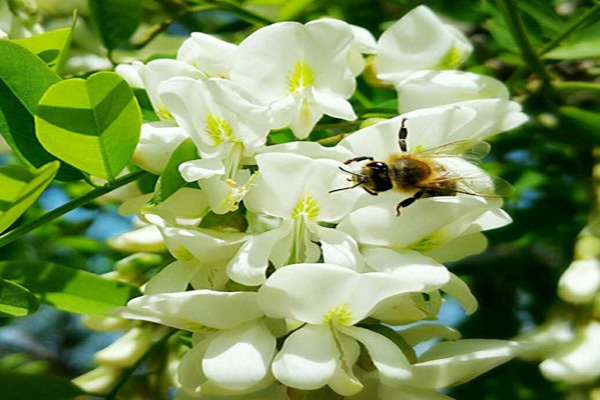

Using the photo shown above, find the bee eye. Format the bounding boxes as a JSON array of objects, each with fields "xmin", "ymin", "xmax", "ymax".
[{"xmin": 367, "ymin": 162, "xmax": 388, "ymax": 173}]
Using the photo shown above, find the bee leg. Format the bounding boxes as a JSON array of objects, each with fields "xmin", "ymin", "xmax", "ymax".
[
  {"xmin": 395, "ymin": 190, "xmax": 425, "ymax": 216},
  {"xmin": 344, "ymin": 156, "xmax": 374, "ymax": 165},
  {"xmin": 398, "ymin": 117, "xmax": 408, "ymax": 152}
]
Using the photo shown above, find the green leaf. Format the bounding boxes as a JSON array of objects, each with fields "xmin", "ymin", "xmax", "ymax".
[
  {"xmin": 560, "ymin": 106, "xmax": 600, "ymax": 141},
  {"xmin": 0, "ymin": 161, "xmax": 60, "ymax": 234},
  {"xmin": 35, "ymin": 71, "xmax": 142, "ymax": 180},
  {"xmin": 0, "ymin": 261, "xmax": 142, "ymax": 316},
  {"xmin": 12, "ymin": 27, "xmax": 73, "ymax": 72},
  {"xmin": 0, "ymin": 279, "xmax": 40, "ymax": 317},
  {"xmin": 88, "ymin": 0, "xmax": 143, "ymax": 50},
  {"xmin": 544, "ymin": 37, "xmax": 600, "ymax": 59},
  {"xmin": 0, "ymin": 372, "xmax": 84, "ymax": 399},
  {"xmin": 0, "ymin": 40, "xmax": 81, "ymax": 181},
  {"xmin": 151, "ymin": 138, "xmax": 198, "ymax": 204}
]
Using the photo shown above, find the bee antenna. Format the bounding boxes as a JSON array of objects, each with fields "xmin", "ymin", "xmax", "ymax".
[
  {"xmin": 338, "ymin": 166, "xmax": 366, "ymax": 178},
  {"xmin": 399, "ymin": 117, "xmax": 408, "ymax": 152},
  {"xmin": 329, "ymin": 180, "xmax": 365, "ymax": 193}
]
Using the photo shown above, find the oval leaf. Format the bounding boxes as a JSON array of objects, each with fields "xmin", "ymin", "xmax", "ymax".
[
  {"xmin": 35, "ymin": 71, "xmax": 142, "ymax": 180},
  {"xmin": 0, "ymin": 261, "xmax": 142, "ymax": 316},
  {"xmin": 88, "ymin": 0, "xmax": 143, "ymax": 50},
  {"xmin": 151, "ymin": 137, "xmax": 198, "ymax": 205},
  {"xmin": 0, "ymin": 372, "xmax": 84, "ymax": 400},
  {"xmin": 0, "ymin": 161, "xmax": 60, "ymax": 234},
  {"xmin": 0, "ymin": 40, "xmax": 81, "ymax": 181},
  {"xmin": 0, "ymin": 279, "xmax": 40, "ymax": 317},
  {"xmin": 12, "ymin": 27, "xmax": 74, "ymax": 72}
]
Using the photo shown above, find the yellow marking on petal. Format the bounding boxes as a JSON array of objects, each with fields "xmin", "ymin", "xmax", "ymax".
[
  {"xmin": 205, "ymin": 114, "xmax": 233, "ymax": 145},
  {"xmin": 157, "ymin": 104, "xmax": 174, "ymax": 121},
  {"xmin": 323, "ymin": 303, "xmax": 353, "ymax": 325},
  {"xmin": 432, "ymin": 43, "xmax": 464, "ymax": 70},
  {"xmin": 408, "ymin": 231, "xmax": 445, "ymax": 253},
  {"xmin": 287, "ymin": 60, "xmax": 315, "ymax": 93},
  {"xmin": 172, "ymin": 246, "xmax": 194, "ymax": 261},
  {"xmin": 291, "ymin": 193, "xmax": 320, "ymax": 221}
]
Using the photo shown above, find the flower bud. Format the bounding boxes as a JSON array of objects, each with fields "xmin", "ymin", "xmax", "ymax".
[{"xmin": 558, "ymin": 259, "xmax": 600, "ymax": 304}]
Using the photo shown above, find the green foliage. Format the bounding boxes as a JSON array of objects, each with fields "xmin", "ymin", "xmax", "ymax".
[
  {"xmin": 0, "ymin": 261, "xmax": 141, "ymax": 316},
  {"xmin": 35, "ymin": 71, "xmax": 142, "ymax": 180},
  {"xmin": 0, "ymin": 161, "xmax": 59, "ymax": 234},
  {"xmin": 12, "ymin": 27, "xmax": 73, "ymax": 72},
  {"xmin": 151, "ymin": 138, "xmax": 198, "ymax": 204},
  {"xmin": 88, "ymin": 0, "xmax": 143, "ymax": 50},
  {"xmin": 0, "ymin": 40, "xmax": 81, "ymax": 181},
  {"xmin": 0, "ymin": 279, "xmax": 40, "ymax": 317},
  {"xmin": 0, "ymin": 371, "xmax": 84, "ymax": 400}
]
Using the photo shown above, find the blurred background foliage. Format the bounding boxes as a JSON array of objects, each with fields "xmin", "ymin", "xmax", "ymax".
[{"xmin": 2, "ymin": 0, "xmax": 600, "ymax": 399}]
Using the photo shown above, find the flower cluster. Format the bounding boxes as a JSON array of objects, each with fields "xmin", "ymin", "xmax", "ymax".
[{"xmin": 94, "ymin": 5, "xmax": 528, "ymax": 399}]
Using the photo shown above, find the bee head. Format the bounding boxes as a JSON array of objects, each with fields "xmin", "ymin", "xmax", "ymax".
[{"xmin": 359, "ymin": 161, "xmax": 393, "ymax": 193}]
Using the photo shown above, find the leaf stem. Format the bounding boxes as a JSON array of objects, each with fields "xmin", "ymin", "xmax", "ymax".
[
  {"xmin": 553, "ymin": 81, "xmax": 600, "ymax": 93},
  {"xmin": 0, "ymin": 169, "xmax": 149, "ymax": 249},
  {"xmin": 131, "ymin": 5, "xmax": 219, "ymax": 49},
  {"xmin": 496, "ymin": 0, "xmax": 552, "ymax": 87},
  {"xmin": 202, "ymin": 0, "xmax": 275, "ymax": 25},
  {"xmin": 104, "ymin": 329, "xmax": 178, "ymax": 400},
  {"xmin": 539, "ymin": 3, "xmax": 600, "ymax": 55}
]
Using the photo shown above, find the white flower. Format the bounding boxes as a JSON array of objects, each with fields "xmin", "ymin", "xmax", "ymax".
[
  {"xmin": 395, "ymin": 70, "xmax": 510, "ymax": 113},
  {"xmin": 257, "ymin": 263, "xmax": 440, "ymax": 395},
  {"xmin": 177, "ymin": 32, "xmax": 237, "ymax": 78},
  {"xmin": 557, "ymin": 259, "xmax": 600, "ymax": 304},
  {"xmin": 338, "ymin": 196, "xmax": 511, "ymax": 264},
  {"xmin": 228, "ymin": 152, "xmax": 363, "ymax": 285},
  {"xmin": 132, "ymin": 122, "xmax": 189, "ymax": 174},
  {"xmin": 116, "ymin": 60, "xmax": 205, "ymax": 121},
  {"xmin": 158, "ymin": 77, "xmax": 270, "ymax": 214},
  {"xmin": 348, "ymin": 24, "xmax": 377, "ymax": 76},
  {"xmin": 110, "ymin": 290, "xmax": 276, "ymax": 394},
  {"xmin": 230, "ymin": 19, "xmax": 358, "ymax": 138},
  {"xmin": 376, "ymin": 5, "xmax": 472, "ymax": 85},
  {"xmin": 338, "ymin": 104, "xmax": 526, "ymax": 156},
  {"xmin": 540, "ymin": 321, "xmax": 600, "ymax": 384}
]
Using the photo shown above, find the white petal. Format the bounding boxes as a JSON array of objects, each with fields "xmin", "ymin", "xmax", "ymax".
[
  {"xmin": 257, "ymin": 141, "xmax": 354, "ymax": 162},
  {"xmin": 245, "ymin": 153, "xmax": 360, "ymax": 221},
  {"xmin": 340, "ymin": 325, "xmax": 412, "ymax": 386},
  {"xmin": 312, "ymin": 89, "xmax": 357, "ymax": 121},
  {"xmin": 109, "ymin": 290, "xmax": 263, "ymax": 330},
  {"xmin": 179, "ymin": 159, "xmax": 226, "ymax": 181},
  {"xmin": 558, "ymin": 259, "xmax": 600, "ymax": 304},
  {"xmin": 227, "ymin": 224, "xmax": 292, "ymax": 286},
  {"xmin": 133, "ymin": 122, "xmax": 190, "ymax": 174},
  {"xmin": 338, "ymin": 116, "xmax": 403, "ymax": 160},
  {"xmin": 94, "ymin": 326, "xmax": 154, "ymax": 367},
  {"xmin": 144, "ymin": 260, "xmax": 200, "ymax": 295},
  {"xmin": 376, "ymin": 5, "xmax": 472, "ymax": 84},
  {"xmin": 177, "ymin": 32, "xmax": 237, "ymax": 78},
  {"xmin": 412, "ymin": 339, "xmax": 523, "ymax": 389},
  {"xmin": 272, "ymin": 324, "xmax": 337, "ymax": 390},
  {"xmin": 540, "ymin": 321, "xmax": 600, "ymax": 384},
  {"xmin": 362, "ymin": 247, "xmax": 449, "ymax": 290},
  {"xmin": 398, "ymin": 324, "xmax": 462, "ymax": 347},
  {"xmin": 178, "ymin": 340, "xmax": 209, "ymax": 396},
  {"xmin": 442, "ymin": 273, "xmax": 478, "ymax": 315},
  {"xmin": 203, "ymin": 320, "xmax": 276, "ymax": 390},
  {"xmin": 160, "ymin": 225, "xmax": 247, "ymax": 263},
  {"xmin": 396, "ymin": 70, "xmax": 508, "ymax": 113},
  {"xmin": 258, "ymin": 263, "xmax": 425, "ymax": 324},
  {"xmin": 314, "ymin": 224, "xmax": 364, "ymax": 271}
]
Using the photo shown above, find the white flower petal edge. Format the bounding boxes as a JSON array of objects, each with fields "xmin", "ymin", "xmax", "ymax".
[
  {"xmin": 410, "ymin": 339, "xmax": 524, "ymax": 389},
  {"xmin": 203, "ymin": 320, "xmax": 276, "ymax": 390},
  {"xmin": 376, "ymin": 5, "xmax": 472, "ymax": 84},
  {"xmin": 108, "ymin": 290, "xmax": 263, "ymax": 331}
]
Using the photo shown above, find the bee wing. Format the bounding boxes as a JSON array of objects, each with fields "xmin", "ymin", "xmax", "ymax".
[
  {"xmin": 415, "ymin": 140, "xmax": 491, "ymax": 162},
  {"xmin": 421, "ymin": 172, "xmax": 514, "ymax": 198}
]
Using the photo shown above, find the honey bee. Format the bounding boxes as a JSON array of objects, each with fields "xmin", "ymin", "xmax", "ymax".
[{"xmin": 330, "ymin": 118, "xmax": 513, "ymax": 215}]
